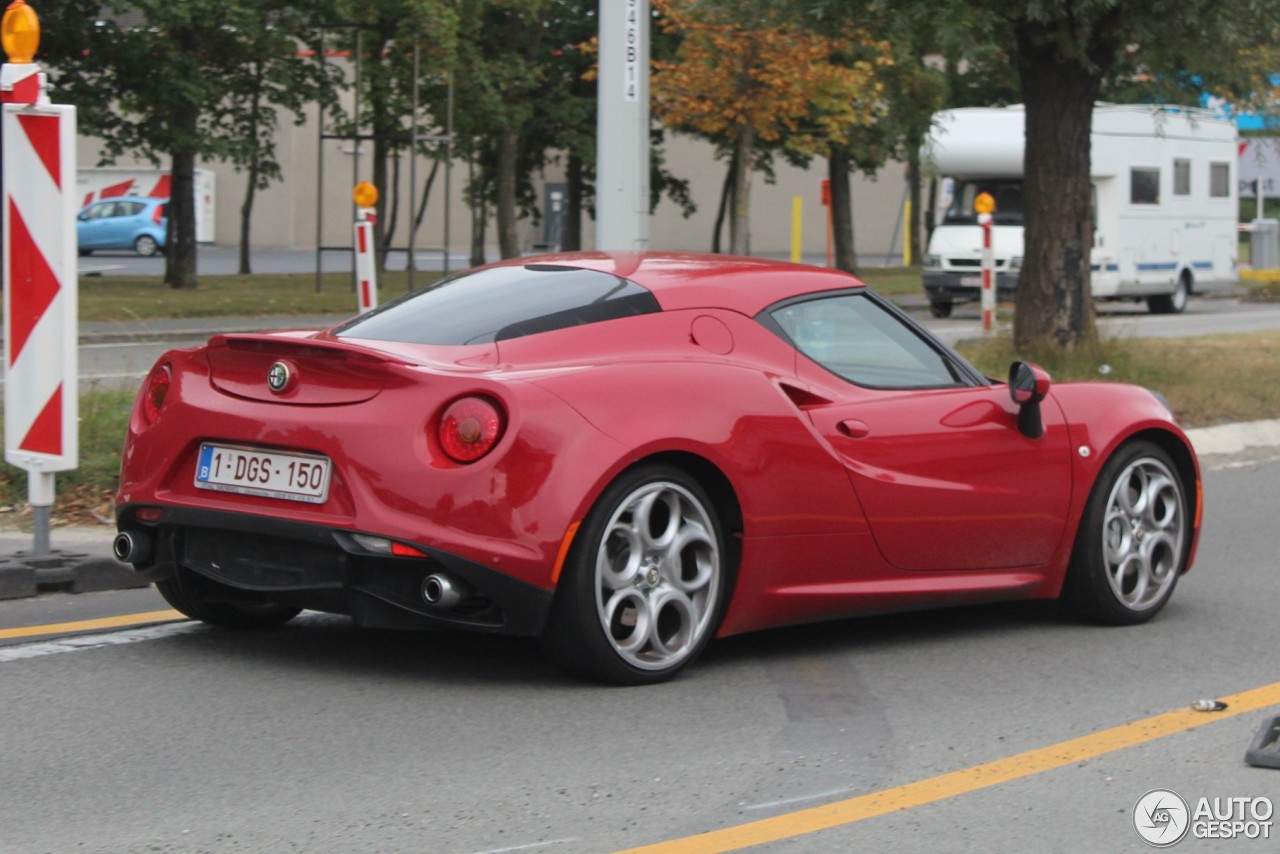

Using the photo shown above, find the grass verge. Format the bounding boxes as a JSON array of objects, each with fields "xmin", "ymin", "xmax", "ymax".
[
  {"xmin": 956, "ymin": 330, "xmax": 1280, "ymax": 427},
  {"xmin": 74, "ymin": 270, "xmax": 443, "ymax": 323}
]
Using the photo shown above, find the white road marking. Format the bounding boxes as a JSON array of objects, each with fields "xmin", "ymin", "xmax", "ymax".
[{"xmin": 0, "ymin": 621, "xmax": 204, "ymax": 664}]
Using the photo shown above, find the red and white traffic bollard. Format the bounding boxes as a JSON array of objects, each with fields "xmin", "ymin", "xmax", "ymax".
[
  {"xmin": 352, "ymin": 181, "xmax": 378, "ymax": 314},
  {"xmin": 973, "ymin": 190, "xmax": 997, "ymax": 335},
  {"xmin": 2, "ymin": 0, "xmax": 78, "ymax": 556},
  {"xmin": 979, "ymin": 211, "xmax": 995, "ymax": 334}
]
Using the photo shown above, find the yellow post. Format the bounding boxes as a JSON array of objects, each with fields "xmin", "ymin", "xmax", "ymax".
[
  {"xmin": 790, "ymin": 196, "xmax": 803, "ymax": 263},
  {"xmin": 903, "ymin": 199, "xmax": 913, "ymax": 267}
]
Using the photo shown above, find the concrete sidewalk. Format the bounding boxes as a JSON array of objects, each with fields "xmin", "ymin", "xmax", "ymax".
[{"xmin": 2, "ymin": 420, "xmax": 1278, "ymax": 601}]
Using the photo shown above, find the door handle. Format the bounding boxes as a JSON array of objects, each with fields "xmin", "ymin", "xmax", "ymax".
[{"xmin": 838, "ymin": 419, "xmax": 869, "ymax": 438}]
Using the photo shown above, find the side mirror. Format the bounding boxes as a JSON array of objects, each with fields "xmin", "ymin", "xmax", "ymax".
[{"xmin": 1009, "ymin": 361, "xmax": 1051, "ymax": 439}]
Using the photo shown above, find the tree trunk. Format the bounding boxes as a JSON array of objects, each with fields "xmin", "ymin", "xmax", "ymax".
[
  {"xmin": 829, "ymin": 148, "xmax": 857, "ymax": 273},
  {"xmin": 237, "ymin": 66, "xmax": 263, "ymax": 276},
  {"xmin": 563, "ymin": 153, "xmax": 583, "ymax": 252},
  {"xmin": 729, "ymin": 126, "xmax": 754, "ymax": 255},
  {"xmin": 469, "ymin": 156, "xmax": 489, "ymax": 268},
  {"xmin": 906, "ymin": 148, "xmax": 923, "ymax": 266},
  {"xmin": 371, "ymin": 144, "xmax": 391, "ymax": 274},
  {"xmin": 165, "ymin": 106, "xmax": 199, "ymax": 289},
  {"xmin": 1013, "ymin": 26, "xmax": 1101, "ymax": 351},
  {"xmin": 496, "ymin": 125, "xmax": 520, "ymax": 259},
  {"xmin": 406, "ymin": 159, "xmax": 440, "ymax": 271},
  {"xmin": 712, "ymin": 156, "xmax": 734, "ymax": 253},
  {"xmin": 368, "ymin": 30, "xmax": 394, "ymax": 272},
  {"xmin": 381, "ymin": 151, "xmax": 402, "ymax": 267}
]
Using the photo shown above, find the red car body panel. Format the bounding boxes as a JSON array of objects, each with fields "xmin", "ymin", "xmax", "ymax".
[{"xmin": 116, "ymin": 252, "xmax": 1201, "ymax": 642}]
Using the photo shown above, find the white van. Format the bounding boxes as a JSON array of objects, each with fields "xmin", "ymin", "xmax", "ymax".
[{"xmin": 921, "ymin": 104, "xmax": 1238, "ymax": 317}]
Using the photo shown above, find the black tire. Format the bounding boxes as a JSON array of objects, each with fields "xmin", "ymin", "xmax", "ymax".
[
  {"xmin": 134, "ymin": 234, "xmax": 160, "ymax": 257},
  {"xmin": 1147, "ymin": 272, "xmax": 1189, "ymax": 315},
  {"xmin": 541, "ymin": 463, "xmax": 731, "ymax": 685},
  {"xmin": 1060, "ymin": 441, "xmax": 1190, "ymax": 625},
  {"xmin": 928, "ymin": 300, "xmax": 953, "ymax": 319},
  {"xmin": 156, "ymin": 574, "xmax": 301, "ymax": 629}
]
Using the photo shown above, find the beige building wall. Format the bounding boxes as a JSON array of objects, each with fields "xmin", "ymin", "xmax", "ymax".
[{"xmin": 78, "ymin": 102, "xmax": 911, "ymax": 265}]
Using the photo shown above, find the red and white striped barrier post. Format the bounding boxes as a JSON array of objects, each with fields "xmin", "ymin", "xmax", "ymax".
[
  {"xmin": 2, "ymin": 0, "xmax": 78, "ymax": 556},
  {"xmin": 352, "ymin": 181, "xmax": 378, "ymax": 314},
  {"xmin": 975, "ymin": 191, "xmax": 997, "ymax": 335}
]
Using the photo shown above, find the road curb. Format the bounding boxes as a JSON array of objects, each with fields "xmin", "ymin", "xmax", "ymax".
[{"xmin": 1184, "ymin": 420, "xmax": 1280, "ymax": 457}]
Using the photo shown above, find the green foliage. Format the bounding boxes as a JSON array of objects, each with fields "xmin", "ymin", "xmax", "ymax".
[{"xmin": 41, "ymin": 1, "xmax": 336, "ymax": 286}]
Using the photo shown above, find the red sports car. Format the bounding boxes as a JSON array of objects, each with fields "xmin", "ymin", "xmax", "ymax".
[{"xmin": 115, "ymin": 253, "xmax": 1201, "ymax": 684}]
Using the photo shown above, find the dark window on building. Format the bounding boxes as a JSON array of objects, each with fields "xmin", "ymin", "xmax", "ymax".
[{"xmin": 1130, "ymin": 168, "xmax": 1160, "ymax": 205}]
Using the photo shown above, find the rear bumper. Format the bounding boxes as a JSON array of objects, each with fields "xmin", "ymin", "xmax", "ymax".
[
  {"xmin": 923, "ymin": 270, "xmax": 1020, "ymax": 304},
  {"xmin": 117, "ymin": 504, "xmax": 554, "ymax": 636}
]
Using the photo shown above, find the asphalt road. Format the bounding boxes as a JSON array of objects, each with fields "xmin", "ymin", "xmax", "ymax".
[{"xmin": 1, "ymin": 450, "xmax": 1278, "ymax": 852}]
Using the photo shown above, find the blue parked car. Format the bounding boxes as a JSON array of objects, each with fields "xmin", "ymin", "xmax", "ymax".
[{"xmin": 77, "ymin": 196, "xmax": 168, "ymax": 257}]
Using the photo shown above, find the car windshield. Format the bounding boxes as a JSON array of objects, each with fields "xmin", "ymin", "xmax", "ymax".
[
  {"xmin": 943, "ymin": 179, "xmax": 1024, "ymax": 226},
  {"xmin": 766, "ymin": 291, "xmax": 968, "ymax": 389},
  {"xmin": 334, "ymin": 264, "xmax": 660, "ymax": 345}
]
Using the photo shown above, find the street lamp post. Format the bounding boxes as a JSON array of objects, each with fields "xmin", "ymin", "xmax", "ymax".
[{"xmin": 596, "ymin": 0, "xmax": 650, "ymax": 251}]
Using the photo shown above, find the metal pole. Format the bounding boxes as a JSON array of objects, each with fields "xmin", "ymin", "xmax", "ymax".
[
  {"xmin": 352, "ymin": 29, "xmax": 362, "ymax": 292},
  {"xmin": 31, "ymin": 472, "xmax": 52, "ymax": 556},
  {"xmin": 315, "ymin": 29, "xmax": 326, "ymax": 293},
  {"xmin": 409, "ymin": 44, "xmax": 419, "ymax": 291},
  {"xmin": 444, "ymin": 71, "xmax": 453, "ymax": 275},
  {"xmin": 596, "ymin": 0, "xmax": 650, "ymax": 250}
]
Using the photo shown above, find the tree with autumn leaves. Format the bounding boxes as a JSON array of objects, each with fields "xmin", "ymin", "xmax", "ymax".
[{"xmin": 651, "ymin": 0, "xmax": 891, "ymax": 257}]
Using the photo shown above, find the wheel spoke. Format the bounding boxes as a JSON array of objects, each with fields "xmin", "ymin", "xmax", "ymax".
[
  {"xmin": 602, "ymin": 588, "xmax": 652, "ymax": 654},
  {"xmin": 598, "ymin": 520, "xmax": 642, "ymax": 590},
  {"xmin": 633, "ymin": 489, "xmax": 680, "ymax": 551},
  {"xmin": 663, "ymin": 519, "xmax": 715, "ymax": 595},
  {"xmin": 644, "ymin": 589, "xmax": 697, "ymax": 659}
]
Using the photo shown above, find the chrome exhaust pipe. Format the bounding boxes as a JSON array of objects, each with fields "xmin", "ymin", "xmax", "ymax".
[
  {"xmin": 113, "ymin": 531, "xmax": 152, "ymax": 564},
  {"xmin": 421, "ymin": 573, "xmax": 470, "ymax": 609}
]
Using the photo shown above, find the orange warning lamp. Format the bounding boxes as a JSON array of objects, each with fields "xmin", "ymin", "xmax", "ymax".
[
  {"xmin": 1, "ymin": 0, "xmax": 40, "ymax": 64},
  {"xmin": 974, "ymin": 192, "xmax": 996, "ymax": 216},
  {"xmin": 353, "ymin": 182, "xmax": 378, "ymax": 208}
]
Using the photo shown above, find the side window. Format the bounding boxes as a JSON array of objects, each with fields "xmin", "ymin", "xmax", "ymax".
[
  {"xmin": 767, "ymin": 292, "xmax": 964, "ymax": 389},
  {"xmin": 1130, "ymin": 167, "xmax": 1160, "ymax": 205},
  {"xmin": 1210, "ymin": 162, "xmax": 1231, "ymax": 198},
  {"xmin": 118, "ymin": 202, "xmax": 145, "ymax": 216},
  {"xmin": 1173, "ymin": 159, "xmax": 1190, "ymax": 196}
]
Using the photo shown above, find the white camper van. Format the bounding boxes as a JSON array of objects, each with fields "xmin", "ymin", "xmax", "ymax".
[{"xmin": 921, "ymin": 104, "xmax": 1238, "ymax": 317}]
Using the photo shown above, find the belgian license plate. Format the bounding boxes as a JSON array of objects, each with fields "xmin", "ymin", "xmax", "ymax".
[
  {"xmin": 195, "ymin": 443, "xmax": 332, "ymax": 504},
  {"xmin": 960, "ymin": 275, "xmax": 983, "ymax": 286}
]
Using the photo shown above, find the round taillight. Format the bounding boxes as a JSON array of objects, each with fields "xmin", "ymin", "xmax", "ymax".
[
  {"xmin": 142, "ymin": 363, "xmax": 172, "ymax": 423},
  {"xmin": 438, "ymin": 396, "xmax": 504, "ymax": 463}
]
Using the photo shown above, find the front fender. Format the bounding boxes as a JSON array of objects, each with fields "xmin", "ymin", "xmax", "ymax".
[{"xmin": 1050, "ymin": 382, "xmax": 1201, "ymax": 574}]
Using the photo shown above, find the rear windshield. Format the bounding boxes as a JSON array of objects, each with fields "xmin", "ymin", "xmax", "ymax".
[{"xmin": 334, "ymin": 264, "xmax": 660, "ymax": 345}]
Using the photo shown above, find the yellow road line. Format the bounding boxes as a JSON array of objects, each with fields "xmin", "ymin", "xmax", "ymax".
[
  {"xmin": 0, "ymin": 610, "xmax": 185, "ymax": 640},
  {"xmin": 620, "ymin": 681, "xmax": 1280, "ymax": 853}
]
